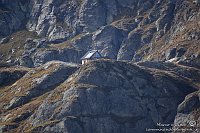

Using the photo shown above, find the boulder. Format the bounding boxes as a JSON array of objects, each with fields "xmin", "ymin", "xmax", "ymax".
[{"xmin": 173, "ymin": 90, "xmax": 200, "ymax": 133}]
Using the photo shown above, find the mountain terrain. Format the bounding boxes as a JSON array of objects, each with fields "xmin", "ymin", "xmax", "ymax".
[{"xmin": 0, "ymin": 0, "xmax": 200, "ymax": 132}]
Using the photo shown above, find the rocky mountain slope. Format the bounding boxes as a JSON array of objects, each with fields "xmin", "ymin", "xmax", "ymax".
[
  {"xmin": 0, "ymin": 0, "xmax": 200, "ymax": 67},
  {"xmin": 0, "ymin": 0, "xmax": 200, "ymax": 132},
  {"xmin": 0, "ymin": 60, "xmax": 199, "ymax": 132}
]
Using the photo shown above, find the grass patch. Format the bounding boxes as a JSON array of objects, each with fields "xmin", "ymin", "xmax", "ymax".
[
  {"xmin": 0, "ymin": 92, "xmax": 50, "ymax": 132},
  {"xmin": 0, "ymin": 122, "xmax": 17, "ymax": 126},
  {"xmin": 50, "ymin": 33, "xmax": 87, "ymax": 49},
  {"xmin": 0, "ymin": 63, "xmax": 59, "ymax": 113},
  {"xmin": 0, "ymin": 30, "xmax": 38, "ymax": 64}
]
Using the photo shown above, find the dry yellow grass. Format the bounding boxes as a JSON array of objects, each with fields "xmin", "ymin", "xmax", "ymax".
[{"xmin": 0, "ymin": 63, "xmax": 60, "ymax": 114}]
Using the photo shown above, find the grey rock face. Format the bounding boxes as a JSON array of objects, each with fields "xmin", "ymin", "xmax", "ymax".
[
  {"xmin": 137, "ymin": 61, "xmax": 200, "ymax": 84},
  {"xmin": 1, "ymin": 0, "xmax": 198, "ymax": 66},
  {"xmin": 27, "ymin": 0, "xmax": 80, "ymax": 40},
  {"xmin": 178, "ymin": 93, "xmax": 200, "ymax": 114},
  {"xmin": 173, "ymin": 90, "xmax": 200, "ymax": 133},
  {"xmin": 48, "ymin": 26, "xmax": 69, "ymax": 43},
  {"xmin": 0, "ymin": 0, "xmax": 29, "ymax": 36},
  {"xmin": 117, "ymin": 29, "xmax": 143, "ymax": 60},
  {"xmin": 24, "ymin": 38, "xmax": 47, "ymax": 50},
  {"xmin": 1, "ymin": 0, "xmax": 200, "ymax": 65},
  {"xmin": 1, "ymin": 1, "xmax": 200, "ymax": 132},
  {"xmin": 25, "ymin": 60, "xmax": 197, "ymax": 133},
  {"xmin": 155, "ymin": 2, "xmax": 175, "ymax": 33},
  {"xmin": 19, "ymin": 38, "xmax": 48, "ymax": 67},
  {"xmin": 71, "ymin": 33, "xmax": 93, "ymax": 51},
  {"xmin": 92, "ymin": 25, "xmax": 124, "ymax": 59},
  {"xmin": 138, "ymin": 61, "xmax": 200, "ymax": 133},
  {"xmin": 79, "ymin": 0, "xmax": 106, "ymax": 32},
  {"xmin": 33, "ymin": 48, "xmax": 84, "ymax": 67}
]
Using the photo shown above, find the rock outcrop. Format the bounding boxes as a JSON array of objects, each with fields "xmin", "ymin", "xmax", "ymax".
[
  {"xmin": 0, "ymin": 0, "xmax": 29, "ymax": 36},
  {"xmin": 0, "ymin": 0, "xmax": 200, "ymax": 66},
  {"xmin": 173, "ymin": 90, "xmax": 200, "ymax": 133},
  {"xmin": 0, "ymin": 61, "xmax": 79, "ymax": 131},
  {"xmin": 0, "ymin": 67, "xmax": 28, "ymax": 87},
  {"xmin": 0, "ymin": 60, "xmax": 198, "ymax": 133},
  {"xmin": 0, "ymin": 0, "xmax": 200, "ymax": 133}
]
